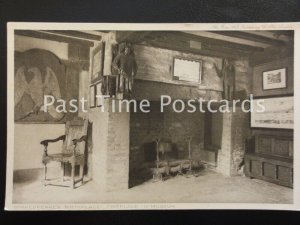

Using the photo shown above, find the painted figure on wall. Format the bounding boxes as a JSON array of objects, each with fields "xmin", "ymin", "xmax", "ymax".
[
  {"xmin": 15, "ymin": 66, "xmax": 64, "ymax": 121},
  {"xmin": 14, "ymin": 49, "xmax": 71, "ymax": 122},
  {"xmin": 112, "ymin": 42, "xmax": 138, "ymax": 98},
  {"xmin": 214, "ymin": 58, "xmax": 236, "ymax": 101}
]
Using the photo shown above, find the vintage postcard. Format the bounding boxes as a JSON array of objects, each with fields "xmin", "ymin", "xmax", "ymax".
[{"xmin": 5, "ymin": 22, "xmax": 300, "ymax": 210}]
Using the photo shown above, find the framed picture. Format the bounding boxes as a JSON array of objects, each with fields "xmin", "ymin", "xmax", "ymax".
[
  {"xmin": 262, "ymin": 68, "xmax": 287, "ymax": 90},
  {"xmin": 91, "ymin": 42, "xmax": 105, "ymax": 83},
  {"xmin": 251, "ymin": 96, "xmax": 293, "ymax": 129},
  {"xmin": 95, "ymin": 81, "xmax": 103, "ymax": 107},
  {"xmin": 89, "ymin": 85, "xmax": 96, "ymax": 108},
  {"xmin": 173, "ymin": 57, "xmax": 202, "ymax": 83}
]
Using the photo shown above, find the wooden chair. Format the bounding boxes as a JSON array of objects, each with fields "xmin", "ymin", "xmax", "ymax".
[{"xmin": 40, "ymin": 117, "xmax": 88, "ymax": 188}]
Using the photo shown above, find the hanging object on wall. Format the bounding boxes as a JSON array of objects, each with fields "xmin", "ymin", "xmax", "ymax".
[
  {"xmin": 173, "ymin": 57, "xmax": 202, "ymax": 83},
  {"xmin": 213, "ymin": 58, "xmax": 236, "ymax": 101},
  {"xmin": 14, "ymin": 48, "xmax": 78, "ymax": 123},
  {"xmin": 262, "ymin": 68, "xmax": 287, "ymax": 90},
  {"xmin": 90, "ymin": 42, "xmax": 105, "ymax": 83},
  {"xmin": 251, "ymin": 96, "xmax": 293, "ymax": 129}
]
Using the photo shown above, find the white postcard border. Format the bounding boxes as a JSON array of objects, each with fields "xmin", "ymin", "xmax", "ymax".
[{"xmin": 6, "ymin": 22, "xmax": 300, "ymax": 210}]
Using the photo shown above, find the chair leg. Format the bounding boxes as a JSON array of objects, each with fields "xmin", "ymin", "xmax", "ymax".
[
  {"xmin": 61, "ymin": 162, "xmax": 65, "ymax": 183},
  {"xmin": 79, "ymin": 164, "xmax": 84, "ymax": 185},
  {"xmin": 71, "ymin": 163, "xmax": 75, "ymax": 189},
  {"xmin": 44, "ymin": 164, "xmax": 47, "ymax": 186}
]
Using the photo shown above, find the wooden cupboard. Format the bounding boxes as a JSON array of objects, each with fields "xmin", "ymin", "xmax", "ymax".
[{"xmin": 244, "ymin": 134, "xmax": 293, "ymax": 188}]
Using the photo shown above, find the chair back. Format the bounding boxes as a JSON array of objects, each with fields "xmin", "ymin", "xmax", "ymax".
[{"xmin": 63, "ymin": 117, "xmax": 88, "ymax": 154}]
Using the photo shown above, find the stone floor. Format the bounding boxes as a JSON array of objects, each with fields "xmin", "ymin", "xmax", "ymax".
[{"xmin": 12, "ymin": 168, "xmax": 293, "ymax": 204}]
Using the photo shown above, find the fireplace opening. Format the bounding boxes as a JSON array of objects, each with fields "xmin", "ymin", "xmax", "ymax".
[
  {"xmin": 129, "ymin": 101, "xmax": 222, "ymax": 188},
  {"xmin": 143, "ymin": 140, "xmax": 179, "ymax": 162}
]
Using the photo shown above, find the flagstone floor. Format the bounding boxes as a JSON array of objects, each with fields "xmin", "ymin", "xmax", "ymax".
[{"xmin": 12, "ymin": 168, "xmax": 292, "ymax": 205}]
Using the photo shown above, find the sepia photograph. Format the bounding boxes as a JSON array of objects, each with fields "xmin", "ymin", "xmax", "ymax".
[{"xmin": 5, "ymin": 23, "xmax": 298, "ymax": 210}]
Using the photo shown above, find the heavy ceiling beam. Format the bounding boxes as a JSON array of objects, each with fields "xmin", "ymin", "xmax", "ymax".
[
  {"xmin": 48, "ymin": 30, "xmax": 102, "ymax": 42},
  {"xmin": 143, "ymin": 41, "xmax": 247, "ymax": 59},
  {"xmin": 115, "ymin": 31, "xmax": 152, "ymax": 44},
  {"xmin": 183, "ymin": 31, "xmax": 269, "ymax": 48},
  {"xmin": 175, "ymin": 31, "xmax": 264, "ymax": 52},
  {"xmin": 242, "ymin": 31, "xmax": 291, "ymax": 42},
  {"xmin": 115, "ymin": 31, "xmax": 264, "ymax": 58},
  {"xmin": 210, "ymin": 31, "xmax": 286, "ymax": 47},
  {"xmin": 249, "ymin": 45, "xmax": 293, "ymax": 66},
  {"xmin": 141, "ymin": 31, "xmax": 260, "ymax": 59},
  {"xmin": 15, "ymin": 30, "xmax": 94, "ymax": 47},
  {"xmin": 96, "ymin": 30, "xmax": 110, "ymax": 33}
]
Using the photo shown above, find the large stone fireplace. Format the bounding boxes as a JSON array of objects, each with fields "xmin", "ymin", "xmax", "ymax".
[{"xmin": 87, "ymin": 34, "xmax": 252, "ymax": 191}]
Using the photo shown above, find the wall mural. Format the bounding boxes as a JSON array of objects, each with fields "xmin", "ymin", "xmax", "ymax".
[{"xmin": 14, "ymin": 49, "xmax": 76, "ymax": 123}]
